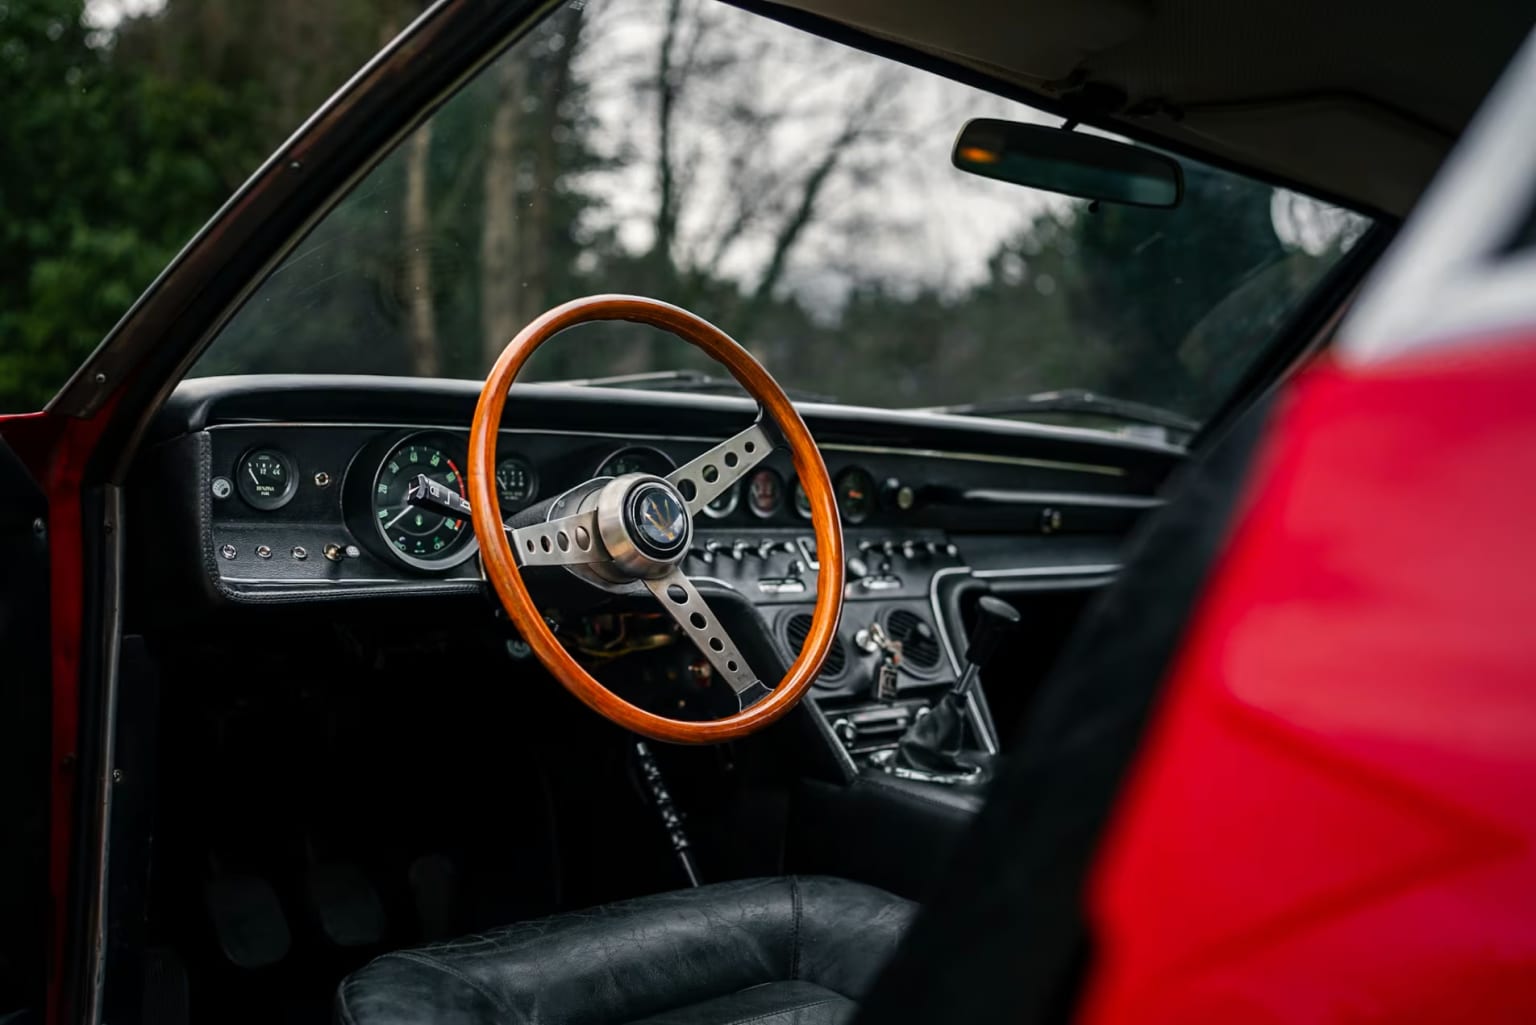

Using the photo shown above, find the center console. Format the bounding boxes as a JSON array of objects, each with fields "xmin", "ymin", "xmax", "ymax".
[{"xmin": 684, "ymin": 525, "xmax": 1004, "ymax": 788}]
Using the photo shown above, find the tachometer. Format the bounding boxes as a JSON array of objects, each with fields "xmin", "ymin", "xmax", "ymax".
[
  {"xmin": 596, "ymin": 445, "xmax": 676, "ymax": 478},
  {"xmin": 372, "ymin": 435, "xmax": 472, "ymax": 566},
  {"xmin": 834, "ymin": 466, "xmax": 877, "ymax": 524}
]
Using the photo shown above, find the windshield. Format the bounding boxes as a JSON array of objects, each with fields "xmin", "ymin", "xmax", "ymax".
[{"xmin": 197, "ymin": 0, "xmax": 1371, "ymax": 433}]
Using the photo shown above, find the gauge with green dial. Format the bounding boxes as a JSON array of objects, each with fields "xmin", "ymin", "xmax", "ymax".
[{"xmin": 371, "ymin": 435, "xmax": 472, "ymax": 567}]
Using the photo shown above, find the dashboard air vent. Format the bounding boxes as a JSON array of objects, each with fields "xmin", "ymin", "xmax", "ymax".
[
  {"xmin": 784, "ymin": 612, "xmax": 846, "ymax": 681},
  {"xmin": 885, "ymin": 609, "xmax": 942, "ymax": 672}
]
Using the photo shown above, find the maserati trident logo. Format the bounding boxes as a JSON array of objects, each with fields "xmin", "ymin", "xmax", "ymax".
[{"xmin": 630, "ymin": 483, "xmax": 688, "ymax": 555}]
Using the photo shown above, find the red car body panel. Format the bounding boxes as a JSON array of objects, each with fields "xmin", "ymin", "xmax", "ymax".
[{"xmin": 1081, "ymin": 335, "xmax": 1536, "ymax": 1024}]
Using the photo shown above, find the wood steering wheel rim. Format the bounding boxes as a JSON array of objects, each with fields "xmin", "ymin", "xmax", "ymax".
[{"xmin": 468, "ymin": 294, "xmax": 845, "ymax": 744}]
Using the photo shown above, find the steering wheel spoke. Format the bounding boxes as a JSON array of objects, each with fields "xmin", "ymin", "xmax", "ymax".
[
  {"xmin": 510, "ymin": 509, "xmax": 608, "ymax": 567},
  {"xmin": 643, "ymin": 570, "xmax": 768, "ymax": 709},
  {"xmin": 667, "ymin": 421, "xmax": 774, "ymax": 517}
]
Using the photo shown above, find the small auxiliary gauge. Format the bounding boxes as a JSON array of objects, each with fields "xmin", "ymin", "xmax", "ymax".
[
  {"xmin": 236, "ymin": 449, "xmax": 298, "ymax": 511},
  {"xmin": 792, "ymin": 477, "xmax": 813, "ymax": 520},
  {"xmin": 747, "ymin": 468, "xmax": 783, "ymax": 518},
  {"xmin": 834, "ymin": 466, "xmax": 877, "ymax": 524},
  {"xmin": 702, "ymin": 482, "xmax": 739, "ymax": 519},
  {"xmin": 494, "ymin": 455, "xmax": 539, "ymax": 510}
]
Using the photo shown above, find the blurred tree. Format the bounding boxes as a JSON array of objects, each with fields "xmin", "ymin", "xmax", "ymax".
[{"xmin": 0, "ymin": 0, "xmax": 260, "ymax": 409}]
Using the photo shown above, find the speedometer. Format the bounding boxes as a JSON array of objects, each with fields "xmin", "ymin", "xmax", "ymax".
[{"xmin": 372, "ymin": 434, "xmax": 473, "ymax": 567}]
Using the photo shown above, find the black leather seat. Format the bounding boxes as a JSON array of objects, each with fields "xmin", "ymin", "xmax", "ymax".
[{"xmin": 336, "ymin": 876, "xmax": 913, "ymax": 1025}]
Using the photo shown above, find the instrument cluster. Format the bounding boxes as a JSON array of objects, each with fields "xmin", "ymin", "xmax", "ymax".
[{"xmin": 214, "ymin": 426, "xmax": 911, "ymax": 580}]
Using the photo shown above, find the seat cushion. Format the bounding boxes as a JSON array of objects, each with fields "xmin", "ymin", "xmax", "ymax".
[{"xmin": 335, "ymin": 876, "xmax": 912, "ymax": 1025}]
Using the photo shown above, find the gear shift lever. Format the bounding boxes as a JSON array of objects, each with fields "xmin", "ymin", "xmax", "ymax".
[{"xmin": 889, "ymin": 595, "xmax": 1020, "ymax": 783}]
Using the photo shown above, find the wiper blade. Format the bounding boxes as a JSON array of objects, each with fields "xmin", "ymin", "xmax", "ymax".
[
  {"xmin": 548, "ymin": 368, "xmax": 835, "ymax": 403},
  {"xmin": 912, "ymin": 388, "xmax": 1199, "ymax": 433}
]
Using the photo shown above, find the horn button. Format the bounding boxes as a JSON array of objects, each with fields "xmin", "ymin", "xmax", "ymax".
[{"xmin": 595, "ymin": 474, "xmax": 693, "ymax": 578}]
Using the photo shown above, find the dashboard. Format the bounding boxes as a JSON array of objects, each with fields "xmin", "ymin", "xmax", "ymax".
[{"xmin": 136, "ymin": 374, "xmax": 1180, "ymax": 747}]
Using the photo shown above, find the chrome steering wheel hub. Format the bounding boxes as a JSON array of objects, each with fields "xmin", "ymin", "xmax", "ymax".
[{"xmin": 595, "ymin": 473, "xmax": 693, "ymax": 580}]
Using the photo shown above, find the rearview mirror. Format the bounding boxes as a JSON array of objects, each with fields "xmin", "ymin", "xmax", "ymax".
[{"xmin": 952, "ymin": 119, "xmax": 1183, "ymax": 208}]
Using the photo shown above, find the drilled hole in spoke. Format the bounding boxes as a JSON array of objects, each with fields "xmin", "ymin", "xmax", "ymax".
[
  {"xmin": 539, "ymin": 535, "xmax": 552, "ymax": 553},
  {"xmin": 689, "ymin": 612, "xmax": 706, "ymax": 629},
  {"xmin": 709, "ymin": 637, "xmax": 724, "ymax": 652},
  {"xmin": 574, "ymin": 526, "xmax": 591, "ymax": 549},
  {"xmin": 678, "ymin": 479, "xmax": 697, "ymax": 502},
  {"xmin": 727, "ymin": 660, "xmax": 738, "ymax": 672},
  {"xmin": 724, "ymin": 452, "xmax": 739, "ymax": 467},
  {"xmin": 556, "ymin": 531, "xmax": 570, "ymax": 551},
  {"xmin": 524, "ymin": 540, "xmax": 535, "ymax": 553},
  {"xmin": 744, "ymin": 441, "xmax": 756, "ymax": 453},
  {"xmin": 702, "ymin": 465, "xmax": 719, "ymax": 483},
  {"xmin": 666, "ymin": 584, "xmax": 688, "ymax": 604}
]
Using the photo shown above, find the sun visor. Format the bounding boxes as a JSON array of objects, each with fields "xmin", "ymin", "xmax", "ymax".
[{"xmin": 1172, "ymin": 97, "xmax": 1448, "ymax": 215}]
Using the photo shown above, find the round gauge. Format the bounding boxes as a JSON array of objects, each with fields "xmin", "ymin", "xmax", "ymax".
[
  {"xmin": 236, "ymin": 449, "xmax": 298, "ymax": 511},
  {"xmin": 702, "ymin": 482, "xmax": 739, "ymax": 519},
  {"xmin": 835, "ymin": 466, "xmax": 877, "ymax": 525},
  {"xmin": 792, "ymin": 477, "xmax": 813, "ymax": 520},
  {"xmin": 371, "ymin": 435, "xmax": 473, "ymax": 567},
  {"xmin": 596, "ymin": 445, "xmax": 676, "ymax": 478},
  {"xmin": 494, "ymin": 456, "xmax": 538, "ymax": 510},
  {"xmin": 747, "ymin": 468, "xmax": 784, "ymax": 519}
]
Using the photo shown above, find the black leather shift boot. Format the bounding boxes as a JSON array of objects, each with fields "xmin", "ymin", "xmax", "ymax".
[{"xmin": 894, "ymin": 693, "xmax": 993, "ymax": 782}]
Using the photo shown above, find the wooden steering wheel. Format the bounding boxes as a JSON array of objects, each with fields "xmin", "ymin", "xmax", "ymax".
[{"xmin": 467, "ymin": 295, "xmax": 845, "ymax": 744}]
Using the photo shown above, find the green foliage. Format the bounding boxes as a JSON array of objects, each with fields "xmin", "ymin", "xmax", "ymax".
[{"xmin": 0, "ymin": 0, "xmax": 268, "ymax": 409}]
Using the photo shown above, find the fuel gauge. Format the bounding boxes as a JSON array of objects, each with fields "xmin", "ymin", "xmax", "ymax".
[{"xmin": 236, "ymin": 449, "xmax": 297, "ymax": 511}]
